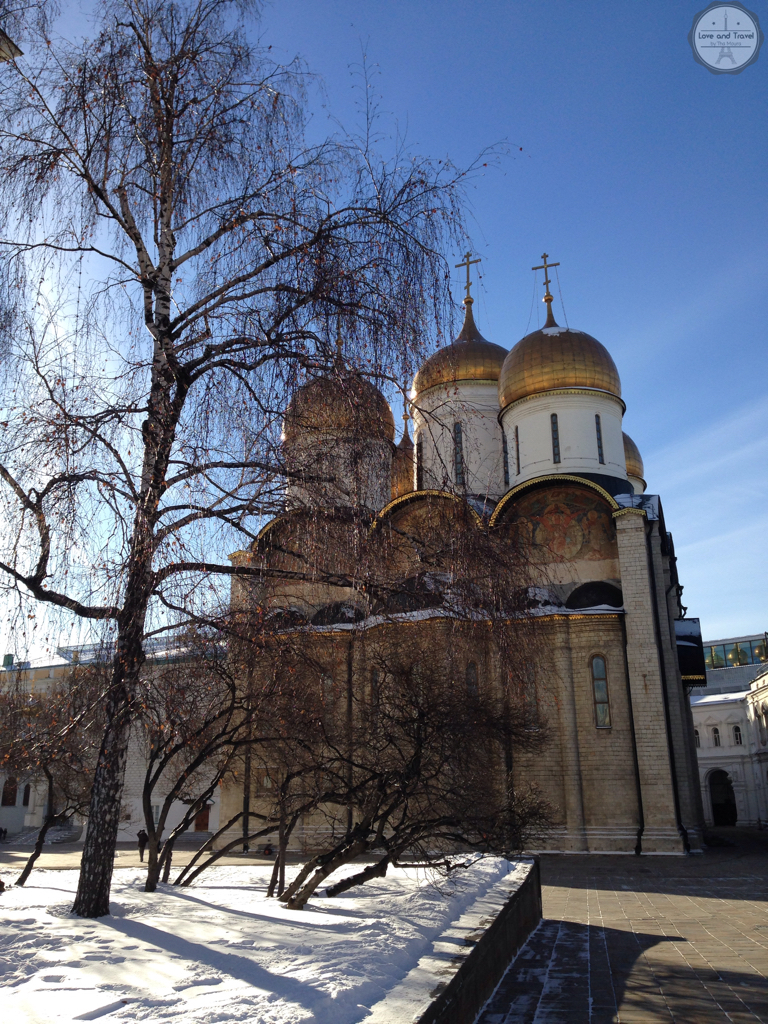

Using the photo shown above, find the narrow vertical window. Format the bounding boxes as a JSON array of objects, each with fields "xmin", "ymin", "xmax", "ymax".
[
  {"xmin": 595, "ymin": 414, "xmax": 605, "ymax": 464},
  {"xmin": 515, "ymin": 425, "xmax": 520, "ymax": 475},
  {"xmin": 591, "ymin": 656, "xmax": 611, "ymax": 727},
  {"xmin": 22, "ymin": 783, "xmax": 30, "ymax": 807},
  {"xmin": 322, "ymin": 673, "xmax": 334, "ymax": 708},
  {"xmin": 712, "ymin": 727, "xmax": 720, "ymax": 747},
  {"xmin": 466, "ymin": 661, "xmax": 478, "ymax": 696},
  {"xmin": 733, "ymin": 725, "xmax": 742, "ymax": 746},
  {"xmin": 550, "ymin": 413, "xmax": 561, "ymax": 464},
  {"xmin": 416, "ymin": 438, "xmax": 424, "ymax": 490},
  {"xmin": 369, "ymin": 669, "xmax": 380, "ymax": 726},
  {"xmin": 453, "ymin": 421, "xmax": 465, "ymax": 487},
  {"xmin": 1, "ymin": 777, "xmax": 17, "ymax": 806},
  {"xmin": 694, "ymin": 729, "xmax": 700, "ymax": 749},
  {"xmin": 502, "ymin": 432, "xmax": 510, "ymax": 488}
]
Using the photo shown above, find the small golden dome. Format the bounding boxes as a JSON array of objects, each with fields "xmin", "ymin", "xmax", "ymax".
[
  {"xmin": 283, "ymin": 369, "xmax": 395, "ymax": 444},
  {"xmin": 412, "ymin": 299, "xmax": 507, "ymax": 396},
  {"xmin": 498, "ymin": 321, "xmax": 621, "ymax": 410},
  {"xmin": 623, "ymin": 432, "xmax": 645, "ymax": 484},
  {"xmin": 391, "ymin": 420, "xmax": 415, "ymax": 499}
]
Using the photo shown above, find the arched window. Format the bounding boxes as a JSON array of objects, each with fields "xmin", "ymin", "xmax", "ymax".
[
  {"xmin": 321, "ymin": 674, "xmax": 334, "ymax": 707},
  {"xmin": 453, "ymin": 422, "xmax": 465, "ymax": 487},
  {"xmin": 595, "ymin": 414, "xmax": 605, "ymax": 464},
  {"xmin": 712, "ymin": 727, "xmax": 721, "ymax": 747},
  {"xmin": 514, "ymin": 425, "xmax": 521, "ymax": 475},
  {"xmin": 466, "ymin": 661, "xmax": 478, "ymax": 697},
  {"xmin": 502, "ymin": 433, "xmax": 510, "ymax": 488},
  {"xmin": 733, "ymin": 725, "xmax": 743, "ymax": 746},
  {"xmin": 590, "ymin": 656, "xmax": 610, "ymax": 727},
  {"xmin": 1, "ymin": 777, "xmax": 17, "ymax": 806},
  {"xmin": 416, "ymin": 438, "xmax": 424, "ymax": 490},
  {"xmin": 694, "ymin": 729, "xmax": 700, "ymax": 748},
  {"xmin": 550, "ymin": 414, "xmax": 561, "ymax": 464},
  {"xmin": 22, "ymin": 783, "xmax": 31, "ymax": 807}
]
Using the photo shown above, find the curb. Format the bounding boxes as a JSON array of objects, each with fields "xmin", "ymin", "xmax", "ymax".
[{"xmin": 366, "ymin": 858, "xmax": 542, "ymax": 1024}]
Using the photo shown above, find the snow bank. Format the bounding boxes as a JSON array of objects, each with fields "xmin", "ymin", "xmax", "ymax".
[{"xmin": 0, "ymin": 857, "xmax": 522, "ymax": 1023}]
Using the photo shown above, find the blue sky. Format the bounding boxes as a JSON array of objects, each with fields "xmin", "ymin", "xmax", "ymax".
[
  {"xmin": 255, "ymin": 0, "xmax": 767, "ymax": 640},
  {"xmin": 24, "ymin": 1, "xmax": 767, "ymax": 651}
]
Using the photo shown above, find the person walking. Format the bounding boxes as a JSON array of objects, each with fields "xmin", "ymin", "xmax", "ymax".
[{"xmin": 137, "ymin": 829, "xmax": 148, "ymax": 862}]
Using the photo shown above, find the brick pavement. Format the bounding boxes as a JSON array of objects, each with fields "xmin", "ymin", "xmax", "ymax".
[{"xmin": 478, "ymin": 828, "xmax": 768, "ymax": 1024}]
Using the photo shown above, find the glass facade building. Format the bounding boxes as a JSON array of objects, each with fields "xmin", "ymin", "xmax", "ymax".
[{"xmin": 704, "ymin": 637, "xmax": 767, "ymax": 671}]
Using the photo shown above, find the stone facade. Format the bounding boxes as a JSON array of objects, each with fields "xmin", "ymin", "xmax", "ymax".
[{"xmin": 690, "ymin": 667, "xmax": 768, "ymax": 827}]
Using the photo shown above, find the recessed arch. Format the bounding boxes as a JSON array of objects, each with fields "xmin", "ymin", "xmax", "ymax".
[
  {"xmin": 489, "ymin": 474, "xmax": 620, "ymax": 528},
  {"xmin": 370, "ymin": 489, "xmax": 483, "ymax": 534}
]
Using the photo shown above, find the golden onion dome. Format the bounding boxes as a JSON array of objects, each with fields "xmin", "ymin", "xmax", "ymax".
[
  {"xmin": 283, "ymin": 366, "xmax": 395, "ymax": 444},
  {"xmin": 412, "ymin": 299, "xmax": 507, "ymax": 396},
  {"xmin": 623, "ymin": 432, "xmax": 645, "ymax": 484},
  {"xmin": 498, "ymin": 319, "xmax": 621, "ymax": 410}
]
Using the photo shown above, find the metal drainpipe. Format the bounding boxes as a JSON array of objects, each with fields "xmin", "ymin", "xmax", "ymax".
[
  {"xmin": 645, "ymin": 520, "xmax": 690, "ymax": 853},
  {"xmin": 620, "ymin": 614, "xmax": 645, "ymax": 855}
]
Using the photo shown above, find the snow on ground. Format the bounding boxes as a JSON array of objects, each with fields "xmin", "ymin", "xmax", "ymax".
[{"xmin": 1, "ymin": 857, "xmax": 520, "ymax": 1023}]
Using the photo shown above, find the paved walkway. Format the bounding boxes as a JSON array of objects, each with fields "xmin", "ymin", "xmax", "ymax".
[{"xmin": 478, "ymin": 828, "xmax": 768, "ymax": 1024}]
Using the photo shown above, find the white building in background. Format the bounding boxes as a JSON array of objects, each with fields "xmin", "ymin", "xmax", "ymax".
[
  {"xmin": 0, "ymin": 648, "xmax": 221, "ymax": 843},
  {"xmin": 690, "ymin": 665, "xmax": 768, "ymax": 828}
]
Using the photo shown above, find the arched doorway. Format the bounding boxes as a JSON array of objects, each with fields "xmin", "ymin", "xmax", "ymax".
[{"xmin": 709, "ymin": 769, "xmax": 737, "ymax": 826}]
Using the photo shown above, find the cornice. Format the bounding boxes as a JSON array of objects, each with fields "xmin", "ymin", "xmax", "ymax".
[
  {"xmin": 499, "ymin": 387, "xmax": 626, "ymax": 418},
  {"xmin": 611, "ymin": 507, "xmax": 647, "ymax": 520}
]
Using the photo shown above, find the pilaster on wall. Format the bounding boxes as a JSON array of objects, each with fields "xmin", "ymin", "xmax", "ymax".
[
  {"xmin": 650, "ymin": 525, "xmax": 705, "ymax": 851},
  {"xmin": 614, "ymin": 510, "xmax": 686, "ymax": 854},
  {"xmin": 553, "ymin": 621, "xmax": 588, "ymax": 852}
]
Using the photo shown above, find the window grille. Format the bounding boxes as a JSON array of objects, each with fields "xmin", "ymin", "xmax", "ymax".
[
  {"xmin": 733, "ymin": 725, "xmax": 743, "ymax": 746},
  {"xmin": 515, "ymin": 425, "xmax": 520, "ymax": 475},
  {"xmin": 591, "ymin": 656, "xmax": 611, "ymax": 727},
  {"xmin": 502, "ymin": 433, "xmax": 510, "ymax": 488},
  {"xmin": 550, "ymin": 414, "xmax": 561, "ymax": 464},
  {"xmin": 713, "ymin": 727, "xmax": 720, "ymax": 747},
  {"xmin": 416, "ymin": 438, "xmax": 424, "ymax": 490},
  {"xmin": 595, "ymin": 414, "xmax": 605, "ymax": 464}
]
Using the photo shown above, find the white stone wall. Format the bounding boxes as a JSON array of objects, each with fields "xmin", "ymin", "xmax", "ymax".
[
  {"xmin": 690, "ymin": 691, "xmax": 763, "ymax": 826},
  {"xmin": 500, "ymin": 390, "xmax": 628, "ymax": 487},
  {"xmin": 412, "ymin": 380, "xmax": 506, "ymax": 498},
  {"xmin": 627, "ymin": 474, "xmax": 646, "ymax": 495}
]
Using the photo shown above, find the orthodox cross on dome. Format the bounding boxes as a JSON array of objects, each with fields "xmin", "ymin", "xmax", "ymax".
[
  {"xmin": 455, "ymin": 251, "xmax": 481, "ymax": 304},
  {"xmin": 532, "ymin": 252, "xmax": 560, "ymax": 327}
]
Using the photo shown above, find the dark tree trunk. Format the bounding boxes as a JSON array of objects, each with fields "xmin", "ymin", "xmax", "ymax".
[
  {"xmin": 161, "ymin": 838, "xmax": 175, "ymax": 883},
  {"xmin": 173, "ymin": 811, "xmax": 243, "ymax": 886},
  {"xmin": 325, "ymin": 855, "xmax": 390, "ymax": 897},
  {"xmin": 242, "ymin": 746, "xmax": 251, "ymax": 853},
  {"xmin": 285, "ymin": 838, "xmax": 369, "ymax": 910},
  {"xmin": 145, "ymin": 836, "xmax": 162, "ymax": 892},
  {"xmin": 16, "ymin": 771, "xmax": 61, "ymax": 888},
  {"xmin": 72, "ymin": 624, "xmax": 147, "ymax": 917}
]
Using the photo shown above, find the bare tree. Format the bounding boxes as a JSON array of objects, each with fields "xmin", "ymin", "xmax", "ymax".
[
  {"xmin": 0, "ymin": 0, "xmax": 473, "ymax": 915},
  {"xmin": 276, "ymin": 642, "xmax": 549, "ymax": 911},
  {"xmin": 0, "ymin": 664, "xmax": 105, "ymax": 886},
  {"xmin": 133, "ymin": 638, "xmax": 252, "ymax": 891}
]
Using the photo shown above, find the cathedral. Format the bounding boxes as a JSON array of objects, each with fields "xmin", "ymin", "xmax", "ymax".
[{"xmin": 225, "ymin": 256, "xmax": 705, "ymax": 856}]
